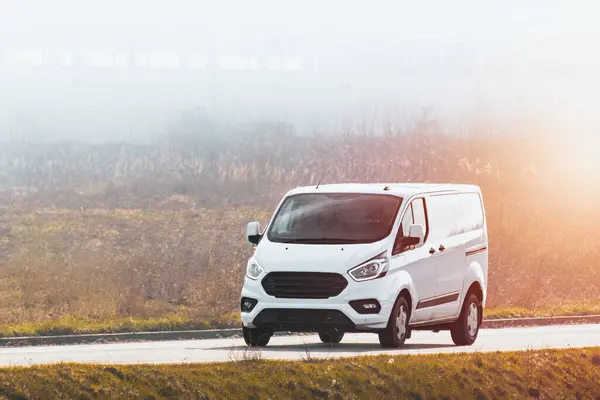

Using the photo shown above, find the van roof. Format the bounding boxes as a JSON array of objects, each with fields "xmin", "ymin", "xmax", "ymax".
[{"xmin": 286, "ymin": 183, "xmax": 481, "ymax": 197}]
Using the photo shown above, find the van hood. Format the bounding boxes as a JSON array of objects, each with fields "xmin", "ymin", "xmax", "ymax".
[{"xmin": 253, "ymin": 239, "xmax": 389, "ymax": 274}]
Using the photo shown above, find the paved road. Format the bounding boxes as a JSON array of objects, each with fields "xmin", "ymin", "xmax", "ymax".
[{"xmin": 1, "ymin": 324, "xmax": 599, "ymax": 367}]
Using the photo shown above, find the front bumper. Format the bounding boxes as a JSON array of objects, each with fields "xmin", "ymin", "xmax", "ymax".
[{"xmin": 240, "ymin": 273, "xmax": 397, "ymax": 332}]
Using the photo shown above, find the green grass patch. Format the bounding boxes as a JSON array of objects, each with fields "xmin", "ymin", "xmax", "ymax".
[
  {"xmin": 0, "ymin": 313, "xmax": 240, "ymax": 338},
  {"xmin": 485, "ymin": 300, "xmax": 600, "ymax": 319},
  {"xmin": 1, "ymin": 300, "xmax": 600, "ymax": 338},
  {"xmin": 1, "ymin": 348, "xmax": 600, "ymax": 399}
]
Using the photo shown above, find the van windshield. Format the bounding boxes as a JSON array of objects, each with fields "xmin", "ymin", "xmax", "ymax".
[{"xmin": 266, "ymin": 193, "xmax": 402, "ymax": 244}]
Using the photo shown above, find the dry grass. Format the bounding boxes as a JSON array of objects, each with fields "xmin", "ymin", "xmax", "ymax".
[
  {"xmin": 0, "ymin": 299, "xmax": 599, "ymax": 338},
  {"xmin": 0, "ymin": 206, "xmax": 261, "ymax": 330},
  {"xmin": 0, "ymin": 313, "xmax": 240, "ymax": 338},
  {"xmin": 1, "ymin": 202, "xmax": 599, "ymax": 336},
  {"xmin": 0, "ymin": 348, "xmax": 599, "ymax": 399},
  {"xmin": 485, "ymin": 300, "xmax": 600, "ymax": 319},
  {"xmin": 1, "ymin": 125, "xmax": 599, "ymax": 333}
]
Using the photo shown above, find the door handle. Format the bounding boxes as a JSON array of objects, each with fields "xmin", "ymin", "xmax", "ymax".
[
  {"xmin": 429, "ymin": 247, "xmax": 436, "ymax": 255},
  {"xmin": 439, "ymin": 244, "xmax": 446, "ymax": 252}
]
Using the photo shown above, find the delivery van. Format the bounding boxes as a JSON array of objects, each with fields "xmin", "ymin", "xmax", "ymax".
[{"xmin": 240, "ymin": 183, "xmax": 488, "ymax": 348}]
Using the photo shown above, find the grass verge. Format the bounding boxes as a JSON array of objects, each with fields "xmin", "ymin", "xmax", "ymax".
[
  {"xmin": 0, "ymin": 313, "xmax": 240, "ymax": 338},
  {"xmin": 484, "ymin": 300, "xmax": 600, "ymax": 319},
  {"xmin": 1, "ymin": 300, "xmax": 600, "ymax": 338},
  {"xmin": 1, "ymin": 348, "xmax": 600, "ymax": 399}
]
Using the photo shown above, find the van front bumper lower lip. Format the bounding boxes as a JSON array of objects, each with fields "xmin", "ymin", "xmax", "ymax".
[
  {"xmin": 240, "ymin": 276, "xmax": 394, "ymax": 331},
  {"xmin": 251, "ymin": 308, "xmax": 357, "ymax": 332}
]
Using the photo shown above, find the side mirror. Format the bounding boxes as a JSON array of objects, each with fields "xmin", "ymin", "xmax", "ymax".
[
  {"xmin": 406, "ymin": 224, "xmax": 425, "ymax": 247},
  {"xmin": 246, "ymin": 222, "xmax": 262, "ymax": 245},
  {"xmin": 393, "ymin": 223, "xmax": 425, "ymax": 255}
]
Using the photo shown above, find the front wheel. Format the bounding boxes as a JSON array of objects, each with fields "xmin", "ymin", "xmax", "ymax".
[
  {"xmin": 378, "ymin": 296, "xmax": 410, "ymax": 348},
  {"xmin": 242, "ymin": 326, "xmax": 271, "ymax": 347},
  {"xmin": 450, "ymin": 293, "xmax": 481, "ymax": 346},
  {"xmin": 318, "ymin": 329, "xmax": 344, "ymax": 345}
]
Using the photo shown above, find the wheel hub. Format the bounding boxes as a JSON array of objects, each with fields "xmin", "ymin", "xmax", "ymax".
[
  {"xmin": 467, "ymin": 303, "xmax": 479, "ymax": 336},
  {"xmin": 395, "ymin": 305, "xmax": 407, "ymax": 341}
]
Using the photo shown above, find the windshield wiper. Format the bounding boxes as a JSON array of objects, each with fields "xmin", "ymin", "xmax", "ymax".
[{"xmin": 278, "ymin": 238, "xmax": 365, "ymax": 244}]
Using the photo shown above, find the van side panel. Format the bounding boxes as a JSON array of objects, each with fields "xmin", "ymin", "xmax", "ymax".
[
  {"xmin": 388, "ymin": 196, "xmax": 437, "ymax": 323},
  {"xmin": 460, "ymin": 192, "xmax": 487, "ymax": 254},
  {"xmin": 379, "ymin": 269, "xmax": 420, "ymax": 327},
  {"xmin": 426, "ymin": 193, "xmax": 467, "ymax": 320},
  {"xmin": 458, "ymin": 191, "xmax": 489, "ymax": 308},
  {"xmin": 461, "ymin": 258, "xmax": 488, "ymax": 308}
]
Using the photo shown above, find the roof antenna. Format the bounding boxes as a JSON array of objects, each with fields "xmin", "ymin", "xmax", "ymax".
[{"xmin": 316, "ymin": 169, "xmax": 326, "ymax": 189}]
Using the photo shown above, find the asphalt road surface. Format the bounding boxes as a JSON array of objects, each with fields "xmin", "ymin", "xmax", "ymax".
[{"xmin": 1, "ymin": 324, "xmax": 599, "ymax": 367}]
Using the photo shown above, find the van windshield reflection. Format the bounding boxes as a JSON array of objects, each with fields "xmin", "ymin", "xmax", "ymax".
[{"xmin": 267, "ymin": 193, "xmax": 402, "ymax": 244}]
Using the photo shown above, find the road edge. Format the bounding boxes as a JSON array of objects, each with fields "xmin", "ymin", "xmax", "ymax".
[{"xmin": 1, "ymin": 314, "xmax": 599, "ymax": 347}]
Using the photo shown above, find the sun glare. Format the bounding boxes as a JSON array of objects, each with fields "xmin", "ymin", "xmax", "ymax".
[{"xmin": 559, "ymin": 135, "xmax": 600, "ymax": 193}]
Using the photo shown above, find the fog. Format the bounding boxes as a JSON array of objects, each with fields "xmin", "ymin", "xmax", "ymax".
[{"xmin": 1, "ymin": 0, "xmax": 599, "ymax": 143}]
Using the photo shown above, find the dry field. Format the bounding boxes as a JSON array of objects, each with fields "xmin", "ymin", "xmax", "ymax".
[{"xmin": 1, "ymin": 123, "xmax": 599, "ymax": 334}]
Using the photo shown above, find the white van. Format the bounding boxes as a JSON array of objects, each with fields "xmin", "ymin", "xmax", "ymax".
[{"xmin": 240, "ymin": 183, "xmax": 488, "ymax": 348}]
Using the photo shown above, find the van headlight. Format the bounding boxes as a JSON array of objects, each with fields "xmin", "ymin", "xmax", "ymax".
[
  {"xmin": 246, "ymin": 258, "xmax": 265, "ymax": 280},
  {"xmin": 348, "ymin": 252, "xmax": 389, "ymax": 282}
]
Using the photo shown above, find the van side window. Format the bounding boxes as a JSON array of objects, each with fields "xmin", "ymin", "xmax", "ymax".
[
  {"xmin": 426, "ymin": 194, "xmax": 462, "ymax": 239},
  {"xmin": 411, "ymin": 198, "xmax": 428, "ymax": 239},
  {"xmin": 458, "ymin": 193, "xmax": 484, "ymax": 232},
  {"xmin": 393, "ymin": 198, "xmax": 428, "ymax": 255},
  {"xmin": 400, "ymin": 204, "xmax": 413, "ymax": 237}
]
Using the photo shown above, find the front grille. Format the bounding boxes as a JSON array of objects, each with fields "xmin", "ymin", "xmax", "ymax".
[
  {"xmin": 253, "ymin": 308, "xmax": 355, "ymax": 329},
  {"xmin": 261, "ymin": 272, "xmax": 348, "ymax": 299}
]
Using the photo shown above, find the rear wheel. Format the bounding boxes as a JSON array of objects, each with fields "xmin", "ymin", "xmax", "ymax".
[
  {"xmin": 242, "ymin": 326, "xmax": 271, "ymax": 347},
  {"xmin": 318, "ymin": 329, "xmax": 344, "ymax": 345},
  {"xmin": 378, "ymin": 296, "xmax": 410, "ymax": 348},
  {"xmin": 450, "ymin": 293, "xmax": 481, "ymax": 346}
]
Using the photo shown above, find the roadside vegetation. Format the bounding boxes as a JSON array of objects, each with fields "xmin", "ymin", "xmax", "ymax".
[
  {"xmin": 0, "ymin": 348, "xmax": 599, "ymax": 399},
  {"xmin": 0, "ymin": 313, "xmax": 240, "ymax": 338},
  {"xmin": 1, "ymin": 301, "xmax": 600, "ymax": 338},
  {"xmin": 1, "ymin": 116, "xmax": 599, "ymax": 335},
  {"xmin": 485, "ymin": 301, "xmax": 600, "ymax": 320}
]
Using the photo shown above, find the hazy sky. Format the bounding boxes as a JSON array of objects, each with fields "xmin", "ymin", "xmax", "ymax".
[
  {"xmin": 1, "ymin": 0, "xmax": 599, "ymax": 142},
  {"xmin": 2, "ymin": 1, "xmax": 597, "ymax": 44}
]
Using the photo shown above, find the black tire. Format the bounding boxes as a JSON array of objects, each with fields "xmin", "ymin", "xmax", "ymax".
[
  {"xmin": 318, "ymin": 329, "xmax": 344, "ymax": 344},
  {"xmin": 450, "ymin": 293, "xmax": 481, "ymax": 346},
  {"xmin": 378, "ymin": 296, "xmax": 410, "ymax": 348},
  {"xmin": 242, "ymin": 326, "xmax": 271, "ymax": 347}
]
